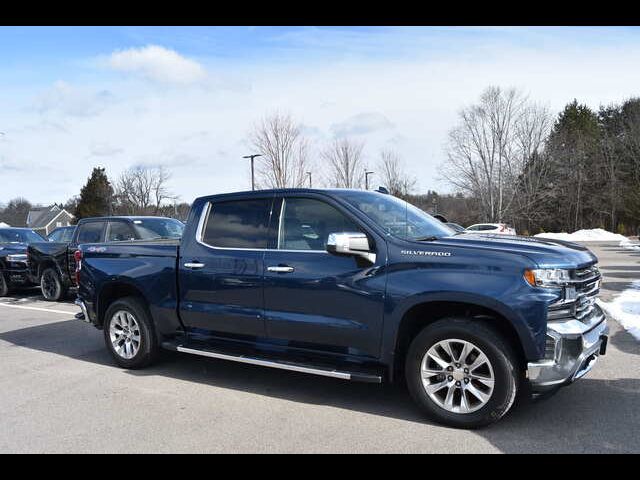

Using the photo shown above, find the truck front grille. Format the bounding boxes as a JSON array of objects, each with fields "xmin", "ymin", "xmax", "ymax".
[{"xmin": 547, "ymin": 265, "xmax": 601, "ymax": 323}]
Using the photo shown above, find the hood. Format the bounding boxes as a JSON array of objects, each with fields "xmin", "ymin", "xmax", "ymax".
[
  {"xmin": 0, "ymin": 243, "xmax": 28, "ymax": 257},
  {"xmin": 437, "ymin": 233, "xmax": 598, "ymax": 269}
]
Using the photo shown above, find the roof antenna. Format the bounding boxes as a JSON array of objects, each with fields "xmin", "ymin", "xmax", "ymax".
[{"xmin": 375, "ymin": 186, "xmax": 389, "ymax": 194}]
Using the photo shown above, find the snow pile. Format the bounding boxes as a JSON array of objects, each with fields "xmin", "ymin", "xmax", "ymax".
[
  {"xmin": 534, "ymin": 228, "xmax": 628, "ymax": 242},
  {"xmin": 620, "ymin": 238, "xmax": 640, "ymax": 251},
  {"xmin": 597, "ymin": 281, "xmax": 640, "ymax": 341}
]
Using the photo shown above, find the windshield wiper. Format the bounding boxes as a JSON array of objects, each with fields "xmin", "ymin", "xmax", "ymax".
[{"xmin": 414, "ymin": 235, "xmax": 439, "ymax": 242}]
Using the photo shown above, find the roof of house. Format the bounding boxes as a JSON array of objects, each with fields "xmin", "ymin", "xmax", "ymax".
[{"xmin": 26, "ymin": 205, "xmax": 73, "ymax": 229}]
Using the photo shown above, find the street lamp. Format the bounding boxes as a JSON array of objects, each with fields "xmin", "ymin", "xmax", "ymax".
[
  {"xmin": 306, "ymin": 172, "xmax": 312, "ymax": 188},
  {"xmin": 364, "ymin": 170, "xmax": 374, "ymax": 190},
  {"xmin": 242, "ymin": 154, "xmax": 262, "ymax": 191}
]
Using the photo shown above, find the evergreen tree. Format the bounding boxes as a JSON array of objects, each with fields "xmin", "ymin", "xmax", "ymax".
[{"xmin": 74, "ymin": 167, "xmax": 114, "ymax": 220}]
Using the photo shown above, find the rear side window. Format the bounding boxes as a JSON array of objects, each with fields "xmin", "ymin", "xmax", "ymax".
[
  {"xmin": 202, "ymin": 199, "xmax": 272, "ymax": 249},
  {"xmin": 76, "ymin": 222, "xmax": 104, "ymax": 244},
  {"xmin": 107, "ymin": 222, "xmax": 138, "ymax": 242}
]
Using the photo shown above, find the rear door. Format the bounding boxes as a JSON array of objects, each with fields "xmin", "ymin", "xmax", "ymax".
[
  {"xmin": 178, "ymin": 196, "xmax": 275, "ymax": 339},
  {"xmin": 262, "ymin": 194, "xmax": 386, "ymax": 359}
]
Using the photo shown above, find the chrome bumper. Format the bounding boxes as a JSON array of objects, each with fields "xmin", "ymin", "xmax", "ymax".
[{"xmin": 527, "ymin": 304, "xmax": 608, "ymax": 390}]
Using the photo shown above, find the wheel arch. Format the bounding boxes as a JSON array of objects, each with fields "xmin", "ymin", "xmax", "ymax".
[
  {"xmin": 388, "ymin": 294, "xmax": 532, "ymax": 382},
  {"xmin": 96, "ymin": 280, "xmax": 150, "ymax": 328}
]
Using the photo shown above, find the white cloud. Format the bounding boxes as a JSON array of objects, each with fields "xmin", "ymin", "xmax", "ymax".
[{"xmin": 107, "ymin": 45, "xmax": 207, "ymax": 85}]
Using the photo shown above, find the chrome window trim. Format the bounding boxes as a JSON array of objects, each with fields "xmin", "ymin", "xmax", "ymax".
[{"xmin": 194, "ymin": 200, "xmax": 328, "ymax": 254}]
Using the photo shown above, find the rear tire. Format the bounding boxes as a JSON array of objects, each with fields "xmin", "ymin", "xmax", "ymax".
[
  {"xmin": 103, "ymin": 296, "xmax": 159, "ymax": 369},
  {"xmin": 405, "ymin": 317, "xmax": 519, "ymax": 429},
  {"xmin": 40, "ymin": 268, "xmax": 67, "ymax": 301},
  {"xmin": 0, "ymin": 274, "xmax": 9, "ymax": 297}
]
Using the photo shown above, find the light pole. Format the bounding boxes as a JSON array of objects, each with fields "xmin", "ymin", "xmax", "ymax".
[
  {"xmin": 365, "ymin": 170, "xmax": 374, "ymax": 190},
  {"xmin": 242, "ymin": 154, "xmax": 262, "ymax": 191},
  {"xmin": 306, "ymin": 171, "xmax": 312, "ymax": 188}
]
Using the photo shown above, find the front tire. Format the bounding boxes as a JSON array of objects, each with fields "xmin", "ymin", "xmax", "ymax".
[
  {"xmin": 103, "ymin": 297, "xmax": 159, "ymax": 369},
  {"xmin": 40, "ymin": 268, "xmax": 67, "ymax": 301},
  {"xmin": 405, "ymin": 317, "xmax": 519, "ymax": 429}
]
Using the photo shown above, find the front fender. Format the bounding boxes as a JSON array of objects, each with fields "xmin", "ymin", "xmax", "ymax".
[{"xmin": 380, "ymin": 290, "xmax": 544, "ymax": 368}]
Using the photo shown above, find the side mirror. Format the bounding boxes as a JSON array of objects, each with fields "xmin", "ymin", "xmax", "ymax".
[{"xmin": 326, "ymin": 232, "xmax": 376, "ymax": 263}]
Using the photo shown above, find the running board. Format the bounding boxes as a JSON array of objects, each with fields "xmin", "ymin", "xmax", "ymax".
[{"xmin": 163, "ymin": 342, "xmax": 382, "ymax": 383}]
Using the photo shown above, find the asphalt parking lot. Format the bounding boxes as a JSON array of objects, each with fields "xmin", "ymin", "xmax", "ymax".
[{"xmin": 0, "ymin": 242, "xmax": 638, "ymax": 453}]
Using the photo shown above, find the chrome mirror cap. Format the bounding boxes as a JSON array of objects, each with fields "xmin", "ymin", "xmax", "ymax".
[{"xmin": 326, "ymin": 232, "xmax": 376, "ymax": 263}]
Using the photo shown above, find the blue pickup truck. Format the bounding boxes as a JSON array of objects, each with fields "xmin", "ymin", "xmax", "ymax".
[{"xmin": 75, "ymin": 189, "xmax": 608, "ymax": 428}]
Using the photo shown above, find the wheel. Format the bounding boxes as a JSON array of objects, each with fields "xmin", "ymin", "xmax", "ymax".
[
  {"xmin": 40, "ymin": 268, "xmax": 67, "ymax": 301},
  {"xmin": 103, "ymin": 296, "xmax": 159, "ymax": 369},
  {"xmin": 0, "ymin": 273, "xmax": 9, "ymax": 297},
  {"xmin": 405, "ymin": 317, "xmax": 519, "ymax": 429}
]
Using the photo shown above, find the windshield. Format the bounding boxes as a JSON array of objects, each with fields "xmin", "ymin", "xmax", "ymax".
[
  {"xmin": 339, "ymin": 191, "xmax": 454, "ymax": 240},
  {"xmin": 0, "ymin": 229, "xmax": 44, "ymax": 244},
  {"xmin": 132, "ymin": 218, "xmax": 185, "ymax": 239}
]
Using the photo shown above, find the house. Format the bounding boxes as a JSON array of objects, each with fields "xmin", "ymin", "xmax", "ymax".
[{"xmin": 26, "ymin": 205, "xmax": 74, "ymax": 237}]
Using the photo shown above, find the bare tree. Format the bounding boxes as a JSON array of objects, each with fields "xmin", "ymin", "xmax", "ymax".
[
  {"xmin": 321, "ymin": 138, "xmax": 365, "ymax": 188},
  {"xmin": 250, "ymin": 112, "xmax": 309, "ymax": 189},
  {"xmin": 115, "ymin": 166, "xmax": 176, "ymax": 215},
  {"xmin": 378, "ymin": 148, "xmax": 416, "ymax": 198},
  {"xmin": 443, "ymin": 86, "xmax": 545, "ymax": 223}
]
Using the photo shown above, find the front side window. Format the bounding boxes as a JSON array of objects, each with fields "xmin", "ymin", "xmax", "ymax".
[
  {"xmin": 340, "ymin": 191, "xmax": 454, "ymax": 241},
  {"xmin": 76, "ymin": 222, "xmax": 104, "ymax": 244},
  {"xmin": 278, "ymin": 198, "xmax": 362, "ymax": 251},
  {"xmin": 202, "ymin": 199, "xmax": 271, "ymax": 249},
  {"xmin": 107, "ymin": 222, "xmax": 138, "ymax": 242}
]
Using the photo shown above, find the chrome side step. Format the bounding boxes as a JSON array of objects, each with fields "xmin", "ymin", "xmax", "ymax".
[{"xmin": 167, "ymin": 343, "xmax": 382, "ymax": 383}]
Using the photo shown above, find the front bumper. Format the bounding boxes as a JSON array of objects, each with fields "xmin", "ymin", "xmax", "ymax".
[
  {"xmin": 527, "ymin": 304, "xmax": 608, "ymax": 391},
  {"xmin": 3, "ymin": 265, "xmax": 35, "ymax": 286}
]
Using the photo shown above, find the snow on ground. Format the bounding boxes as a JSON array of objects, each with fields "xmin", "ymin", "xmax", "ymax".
[
  {"xmin": 597, "ymin": 281, "xmax": 640, "ymax": 341},
  {"xmin": 620, "ymin": 238, "xmax": 640, "ymax": 251},
  {"xmin": 534, "ymin": 228, "xmax": 628, "ymax": 242}
]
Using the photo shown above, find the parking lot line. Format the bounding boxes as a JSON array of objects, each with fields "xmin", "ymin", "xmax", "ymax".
[{"xmin": 0, "ymin": 302, "xmax": 76, "ymax": 315}]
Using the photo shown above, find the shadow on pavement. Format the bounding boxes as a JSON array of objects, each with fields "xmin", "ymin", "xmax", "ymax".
[
  {"xmin": 610, "ymin": 328, "xmax": 640, "ymax": 357},
  {"xmin": 0, "ymin": 288, "xmax": 75, "ymax": 306},
  {"xmin": 1, "ymin": 319, "xmax": 639, "ymax": 452}
]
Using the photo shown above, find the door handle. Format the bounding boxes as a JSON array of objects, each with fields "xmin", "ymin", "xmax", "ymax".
[
  {"xmin": 184, "ymin": 262, "xmax": 205, "ymax": 269},
  {"xmin": 267, "ymin": 265, "xmax": 295, "ymax": 273}
]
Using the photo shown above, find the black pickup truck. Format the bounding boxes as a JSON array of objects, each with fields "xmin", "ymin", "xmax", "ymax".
[
  {"xmin": 0, "ymin": 228, "xmax": 45, "ymax": 296},
  {"xmin": 28, "ymin": 216, "xmax": 184, "ymax": 301}
]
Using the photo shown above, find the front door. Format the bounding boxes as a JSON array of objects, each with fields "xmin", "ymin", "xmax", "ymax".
[
  {"xmin": 178, "ymin": 196, "xmax": 274, "ymax": 339},
  {"xmin": 263, "ymin": 195, "xmax": 386, "ymax": 359}
]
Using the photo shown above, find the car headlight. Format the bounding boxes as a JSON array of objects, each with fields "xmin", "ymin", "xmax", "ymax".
[
  {"xmin": 524, "ymin": 268, "xmax": 571, "ymax": 288},
  {"xmin": 6, "ymin": 254, "xmax": 28, "ymax": 263}
]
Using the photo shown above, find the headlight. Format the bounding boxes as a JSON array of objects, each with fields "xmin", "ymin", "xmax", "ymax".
[
  {"xmin": 6, "ymin": 254, "xmax": 28, "ymax": 263},
  {"xmin": 524, "ymin": 268, "xmax": 571, "ymax": 288}
]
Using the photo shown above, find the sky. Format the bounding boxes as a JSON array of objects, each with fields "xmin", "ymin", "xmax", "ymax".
[{"xmin": 2, "ymin": 26, "xmax": 640, "ymax": 206}]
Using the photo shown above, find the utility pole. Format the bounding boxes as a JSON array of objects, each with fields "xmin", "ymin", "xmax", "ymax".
[
  {"xmin": 365, "ymin": 170, "xmax": 374, "ymax": 190},
  {"xmin": 242, "ymin": 154, "xmax": 262, "ymax": 191},
  {"xmin": 306, "ymin": 171, "xmax": 312, "ymax": 188}
]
